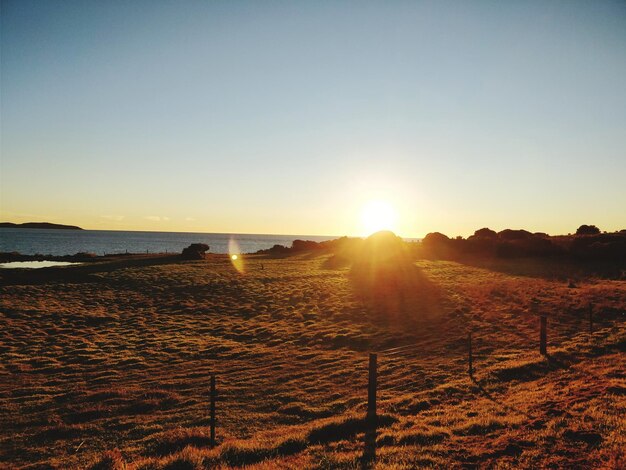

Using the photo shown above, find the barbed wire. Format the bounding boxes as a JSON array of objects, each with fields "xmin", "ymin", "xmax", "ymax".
[
  {"xmin": 378, "ymin": 343, "xmax": 423, "ymax": 354},
  {"xmin": 187, "ymin": 306, "xmax": 622, "ymax": 413}
]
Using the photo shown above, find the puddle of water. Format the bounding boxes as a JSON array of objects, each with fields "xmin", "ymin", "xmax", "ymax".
[{"xmin": 0, "ymin": 261, "xmax": 81, "ymax": 269}]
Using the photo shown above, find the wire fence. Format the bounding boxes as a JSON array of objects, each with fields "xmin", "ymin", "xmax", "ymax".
[
  {"xmin": 198, "ymin": 301, "xmax": 624, "ymax": 451},
  {"xmin": 375, "ymin": 303, "xmax": 624, "ymax": 397}
]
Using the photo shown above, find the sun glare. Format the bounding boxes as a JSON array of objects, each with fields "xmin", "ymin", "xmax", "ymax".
[{"xmin": 360, "ymin": 200, "xmax": 398, "ymax": 236}]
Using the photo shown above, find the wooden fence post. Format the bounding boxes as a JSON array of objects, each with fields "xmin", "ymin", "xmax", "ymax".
[
  {"xmin": 210, "ymin": 374, "xmax": 216, "ymax": 446},
  {"xmin": 367, "ymin": 353, "xmax": 377, "ymax": 422},
  {"xmin": 540, "ymin": 315, "xmax": 547, "ymax": 356},
  {"xmin": 589, "ymin": 302, "xmax": 593, "ymax": 335},
  {"xmin": 468, "ymin": 332, "xmax": 473, "ymax": 377}
]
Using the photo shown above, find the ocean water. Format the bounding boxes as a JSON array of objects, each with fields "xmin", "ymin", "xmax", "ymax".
[{"xmin": 0, "ymin": 228, "xmax": 339, "ymax": 256}]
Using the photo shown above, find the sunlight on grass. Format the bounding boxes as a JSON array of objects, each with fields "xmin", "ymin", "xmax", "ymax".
[{"xmin": 2, "ymin": 254, "xmax": 624, "ymax": 469}]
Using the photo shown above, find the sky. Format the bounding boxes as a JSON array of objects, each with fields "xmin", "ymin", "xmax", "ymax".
[{"xmin": 1, "ymin": 0, "xmax": 625, "ymax": 238}]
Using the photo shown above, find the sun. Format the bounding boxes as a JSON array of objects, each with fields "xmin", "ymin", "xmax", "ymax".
[{"xmin": 360, "ymin": 200, "xmax": 398, "ymax": 236}]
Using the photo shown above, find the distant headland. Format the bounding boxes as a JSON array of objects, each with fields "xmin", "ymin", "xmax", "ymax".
[{"xmin": 0, "ymin": 222, "xmax": 83, "ymax": 230}]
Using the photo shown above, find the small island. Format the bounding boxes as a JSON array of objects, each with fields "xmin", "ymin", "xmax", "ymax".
[{"xmin": 0, "ymin": 222, "xmax": 83, "ymax": 230}]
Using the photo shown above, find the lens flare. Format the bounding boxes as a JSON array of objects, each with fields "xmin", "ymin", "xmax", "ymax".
[{"xmin": 228, "ymin": 238, "xmax": 244, "ymax": 273}]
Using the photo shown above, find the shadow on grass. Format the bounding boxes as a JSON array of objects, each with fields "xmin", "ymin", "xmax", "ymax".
[
  {"xmin": 346, "ymin": 231, "xmax": 445, "ymax": 330},
  {"xmin": 361, "ymin": 419, "xmax": 377, "ymax": 469},
  {"xmin": 218, "ymin": 415, "xmax": 396, "ymax": 467},
  {"xmin": 485, "ymin": 351, "xmax": 574, "ymax": 384},
  {"xmin": 468, "ymin": 350, "xmax": 585, "ymax": 420},
  {"xmin": 470, "ymin": 374, "xmax": 535, "ymax": 420},
  {"xmin": 454, "ymin": 255, "xmax": 625, "ymax": 280},
  {"xmin": 350, "ymin": 261, "xmax": 443, "ymax": 328}
]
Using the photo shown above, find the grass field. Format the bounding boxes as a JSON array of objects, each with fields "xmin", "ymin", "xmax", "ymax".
[{"xmin": 1, "ymin": 253, "xmax": 624, "ymax": 469}]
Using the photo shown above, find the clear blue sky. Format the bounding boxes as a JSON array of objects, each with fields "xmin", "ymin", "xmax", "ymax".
[{"xmin": 1, "ymin": 0, "xmax": 625, "ymax": 237}]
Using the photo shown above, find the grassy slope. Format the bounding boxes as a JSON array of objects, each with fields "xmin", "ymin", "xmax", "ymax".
[{"xmin": 0, "ymin": 254, "xmax": 624, "ymax": 469}]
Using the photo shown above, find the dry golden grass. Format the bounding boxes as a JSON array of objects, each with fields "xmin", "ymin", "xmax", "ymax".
[{"xmin": 0, "ymin": 253, "xmax": 624, "ymax": 469}]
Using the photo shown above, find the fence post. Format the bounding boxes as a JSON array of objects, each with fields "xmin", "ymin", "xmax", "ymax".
[
  {"xmin": 540, "ymin": 315, "xmax": 547, "ymax": 356},
  {"xmin": 468, "ymin": 332, "xmax": 473, "ymax": 377},
  {"xmin": 367, "ymin": 353, "xmax": 377, "ymax": 422},
  {"xmin": 589, "ymin": 302, "xmax": 593, "ymax": 335},
  {"xmin": 210, "ymin": 374, "xmax": 216, "ymax": 446}
]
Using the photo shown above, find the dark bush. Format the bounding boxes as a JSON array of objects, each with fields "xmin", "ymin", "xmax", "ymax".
[
  {"xmin": 576, "ymin": 225, "xmax": 601, "ymax": 235},
  {"xmin": 465, "ymin": 235, "xmax": 495, "ymax": 255},
  {"xmin": 422, "ymin": 232, "xmax": 450, "ymax": 246},
  {"xmin": 181, "ymin": 243, "xmax": 210, "ymax": 260},
  {"xmin": 291, "ymin": 239, "xmax": 322, "ymax": 252},
  {"xmin": 472, "ymin": 227, "xmax": 497, "ymax": 239},
  {"xmin": 495, "ymin": 237, "xmax": 557, "ymax": 258},
  {"xmin": 421, "ymin": 232, "xmax": 454, "ymax": 258},
  {"xmin": 498, "ymin": 229, "xmax": 533, "ymax": 240},
  {"xmin": 570, "ymin": 233, "xmax": 626, "ymax": 261},
  {"xmin": 255, "ymin": 244, "xmax": 291, "ymax": 255}
]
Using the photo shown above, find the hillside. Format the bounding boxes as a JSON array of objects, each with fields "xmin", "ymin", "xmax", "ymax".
[
  {"xmin": 0, "ymin": 222, "xmax": 83, "ymax": 230},
  {"xmin": 0, "ymin": 253, "xmax": 624, "ymax": 469}
]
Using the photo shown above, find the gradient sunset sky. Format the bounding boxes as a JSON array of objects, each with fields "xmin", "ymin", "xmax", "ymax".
[{"xmin": 1, "ymin": 1, "xmax": 625, "ymax": 237}]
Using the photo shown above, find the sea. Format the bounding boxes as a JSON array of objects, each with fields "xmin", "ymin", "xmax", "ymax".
[{"xmin": 0, "ymin": 228, "xmax": 340, "ymax": 256}]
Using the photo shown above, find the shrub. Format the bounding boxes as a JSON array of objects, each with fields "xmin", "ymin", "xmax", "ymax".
[
  {"xmin": 181, "ymin": 244, "xmax": 209, "ymax": 260},
  {"xmin": 498, "ymin": 229, "xmax": 533, "ymax": 240},
  {"xmin": 576, "ymin": 225, "xmax": 600, "ymax": 235},
  {"xmin": 421, "ymin": 232, "xmax": 455, "ymax": 258},
  {"xmin": 291, "ymin": 239, "xmax": 322, "ymax": 252},
  {"xmin": 422, "ymin": 232, "xmax": 450, "ymax": 246},
  {"xmin": 473, "ymin": 227, "xmax": 498, "ymax": 239}
]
